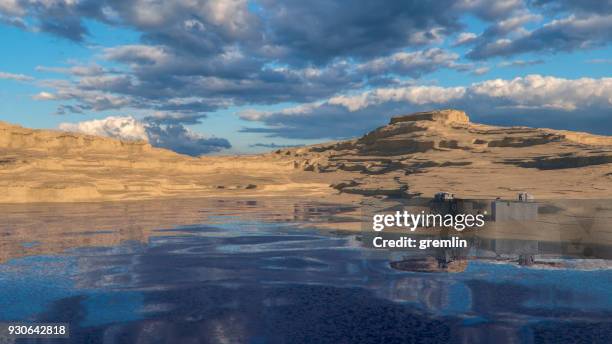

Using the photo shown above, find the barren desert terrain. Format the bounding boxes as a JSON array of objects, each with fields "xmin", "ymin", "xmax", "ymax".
[{"xmin": 1, "ymin": 109, "xmax": 611, "ymax": 203}]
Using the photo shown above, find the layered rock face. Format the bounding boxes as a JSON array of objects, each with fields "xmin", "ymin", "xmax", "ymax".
[
  {"xmin": 274, "ymin": 109, "xmax": 612, "ymax": 199},
  {"xmin": 0, "ymin": 121, "xmax": 154, "ymax": 154},
  {"xmin": 1, "ymin": 109, "xmax": 611, "ymax": 203},
  {"xmin": 0, "ymin": 121, "xmax": 338, "ymax": 203}
]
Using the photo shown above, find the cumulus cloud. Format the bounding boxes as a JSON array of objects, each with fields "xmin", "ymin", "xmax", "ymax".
[
  {"xmin": 59, "ymin": 116, "xmax": 231, "ymax": 156},
  {"xmin": 469, "ymin": 75, "xmax": 612, "ymax": 111},
  {"xmin": 33, "ymin": 44, "xmax": 474, "ymax": 123},
  {"xmin": 254, "ymin": 0, "xmax": 463, "ymax": 64},
  {"xmin": 241, "ymin": 75, "xmax": 612, "ymax": 138},
  {"xmin": 103, "ymin": 45, "xmax": 170, "ymax": 65},
  {"xmin": 1, "ymin": 0, "xmax": 258, "ymax": 44},
  {"xmin": 32, "ymin": 85, "xmax": 132, "ymax": 113},
  {"xmin": 239, "ymin": 85, "xmax": 467, "ymax": 139},
  {"xmin": 356, "ymin": 49, "xmax": 468, "ymax": 78},
  {"xmin": 58, "ymin": 116, "xmax": 148, "ymax": 141},
  {"xmin": 454, "ymin": 0, "xmax": 525, "ymax": 21},
  {"xmin": 3, "ymin": 0, "xmax": 541, "ymax": 122},
  {"xmin": 145, "ymin": 123, "xmax": 231, "ymax": 156},
  {"xmin": 471, "ymin": 67, "xmax": 490, "ymax": 75},
  {"xmin": 4, "ymin": 0, "xmax": 612, "ymax": 142},
  {"xmin": 453, "ymin": 32, "xmax": 478, "ymax": 46},
  {"xmin": 32, "ymin": 91, "xmax": 55, "ymax": 100},
  {"xmin": 468, "ymin": 14, "xmax": 612, "ymax": 59},
  {"xmin": 326, "ymin": 86, "xmax": 466, "ymax": 112},
  {"xmin": 531, "ymin": 0, "xmax": 612, "ymax": 15}
]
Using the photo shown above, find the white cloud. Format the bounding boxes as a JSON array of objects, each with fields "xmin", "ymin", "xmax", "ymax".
[
  {"xmin": 59, "ymin": 116, "xmax": 149, "ymax": 141},
  {"xmin": 32, "ymin": 91, "xmax": 56, "ymax": 100},
  {"xmin": 407, "ymin": 27, "xmax": 445, "ymax": 45},
  {"xmin": 58, "ymin": 115, "xmax": 232, "ymax": 155},
  {"xmin": 0, "ymin": 0, "xmax": 24, "ymax": 15},
  {"xmin": 470, "ymin": 74, "xmax": 612, "ymax": 110},
  {"xmin": 239, "ymin": 101, "xmax": 324, "ymax": 120},
  {"xmin": 454, "ymin": 32, "xmax": 477, "ymax": 46},
  {"xmin": 468, "ymin": 14, "xmax": 612, "ymax": 59},
  {"xmin": 494, "ymin": 12, "xmax": 542, "ymax": 35},
  {"xmin": 454, "ymin": 0, "xmax": 525, "ymax": 20},
  {"xmin": 32, "ymin": 82, "xmax": 132, "ymax": 112},
  {"xmin": 239, "ymin": 74, "xmax": 612, "ymax": 139},
  {"xmin": 0, "ymin": 71, "xmax": 33, "ymax": 81},
  {"xmin": 103, "ymin": 45, "xmax": 170, "ymax": 65},
  {"xmin": 356, "ymin": 49, "xmax": 461, "ymax": 77},
  {"xmin": 471, "ymin": 66, "xmax": 490, "ymax": 75},
  {"xmin": 302, "ymin": 86, "xmax": 466, "ymax": 113},
  {"xmin": 244, "ymin": 74, "xmax": 612, "ymax": 117}
]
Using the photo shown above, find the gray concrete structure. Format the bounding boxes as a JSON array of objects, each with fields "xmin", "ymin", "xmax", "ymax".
[{"xmin": 491, "ymin": 200, "xmax": 538, "ymax": 222}]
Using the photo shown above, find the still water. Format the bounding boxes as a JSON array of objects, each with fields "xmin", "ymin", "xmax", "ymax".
[{"xmin": 0, "ymin": 199, "xmax": 611, "ymax": 343}]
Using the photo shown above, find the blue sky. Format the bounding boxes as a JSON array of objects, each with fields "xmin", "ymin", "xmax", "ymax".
[{"xmin": 0, "ymin": 0, "xmax": 611, "ymax": 155}]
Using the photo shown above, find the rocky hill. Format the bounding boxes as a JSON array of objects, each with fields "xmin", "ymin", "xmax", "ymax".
[
  {"xmin": 1, "ymin": 109, "xmax": 611, "ymax": 203},
  {"xmin": 273, "ymin": 109, "xmax": 612, "ymax": 199},
  {"xmin": 0, "ymin": 121, "xmax": 338, "ymax": 203}
]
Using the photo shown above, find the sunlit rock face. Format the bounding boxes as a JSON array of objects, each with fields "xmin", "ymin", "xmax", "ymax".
[
  {"xmin": 275, "ymin": 109, "xmax": 612, "ymax": 199},
  {"xmin": 1, "ymin": 108, "xmax": 611, "ymax": 203}
]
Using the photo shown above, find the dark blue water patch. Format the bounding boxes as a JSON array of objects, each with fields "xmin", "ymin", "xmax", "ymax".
[
  {"xmin": 531, "ymin": 321, "xmax": 612, "ymax": 344},
  {"xmin": 463, "ymin": 262, "xmax": 612, "ymax": 311},
  {"xmin": 80, "ymin": 292, "xmax": 145, "ymax": 327},
  {"xmin": 460, "ymin": 316, "xmax": 489, "ymax": 326},
  {"xmin": 30, "ymin": 284, "xmax": 457, "ymax": 344},
  {"xmin": 464, "ymin": 279, "xmax": 612, "ymax": 320}
]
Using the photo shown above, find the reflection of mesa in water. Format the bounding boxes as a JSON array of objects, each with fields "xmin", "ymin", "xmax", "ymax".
[{"xmin": 0, "ymin": 198, "xmax": 357, "ymax": 263}]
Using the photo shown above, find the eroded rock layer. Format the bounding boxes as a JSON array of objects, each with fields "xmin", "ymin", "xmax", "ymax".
[
  {"xmin": 273, "ymin": 109, "xmax": 612, "ymax": 199},
  {"xmin": 1, "ymin": 109, "xmax": 611, "ymax": 203}
]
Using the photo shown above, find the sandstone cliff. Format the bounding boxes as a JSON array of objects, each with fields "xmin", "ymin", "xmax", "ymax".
[
  {"xmin": 274, "ymin": 109, "xmax": 612, "ymax": 199},
  {"xmin": 0, "ymin": 121, "xmax": 340, "ymax": 203},
  {"xmin": 1, "ymin": 109, "xmax": 611, "ymax": 203}
]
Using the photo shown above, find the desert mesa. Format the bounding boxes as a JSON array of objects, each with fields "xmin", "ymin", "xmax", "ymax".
[{"xmin": 1, "ymin": 109, "xmax": 611, "ymax": 203}]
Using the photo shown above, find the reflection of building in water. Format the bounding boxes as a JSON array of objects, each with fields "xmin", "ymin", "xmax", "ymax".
[{"xmin": 390, "ymin": 256, "xmax": 468, "ymax": 273}]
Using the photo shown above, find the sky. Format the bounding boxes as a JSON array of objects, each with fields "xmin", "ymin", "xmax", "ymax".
[{"xmin": 0, "ymin": 0, "xmax": 611, "ymax": 155}]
